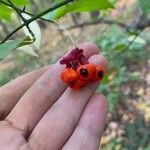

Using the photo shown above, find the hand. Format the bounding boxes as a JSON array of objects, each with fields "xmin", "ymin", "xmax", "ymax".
[{"xmin": 0, "ymin": 42, "xmax": 108, "ymax": 150}]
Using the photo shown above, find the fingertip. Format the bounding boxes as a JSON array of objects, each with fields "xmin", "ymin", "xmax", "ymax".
[
  {"xmin": 77, "ymin": 42, "xmax": 100, "ymax": 56},
  {"xmin": 88, "ymin": 54, "xmax": 108, "ymax": 72},
  {"xmin": 99, "ymin": 54, "xmax": 108, "ymax": 72}
]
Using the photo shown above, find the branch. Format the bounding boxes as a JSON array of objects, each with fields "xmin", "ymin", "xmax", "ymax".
[
  {"xmin": 59, "ymin": 17, "xmax": 150, "ymax": 31},
  {"xmin": 7, "ymin": 0, "xmax": 36, "ymax": 41},
  {"xmin": 0, "ymin": 0, "xmax": 75, "ymax": 43},
  {"xmin": 63, "ymin": 18, "xmax": 129, "ymax": 30},
  {"xmin": 0, "ymin": 0, "xmax": 53, "ymax": 22}
]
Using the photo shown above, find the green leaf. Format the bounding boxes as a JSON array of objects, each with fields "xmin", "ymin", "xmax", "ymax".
[
  {"xmin": 113, "ymin": 43, "xmax": 127, "ymax": 52},
  {"xmin": 68, "ymin": 0, "xmax": 114, "ymax": 11},
  {"xmin": 0, "ymin": 5, "xmax": 13, "ymax": 21},
  {"xmin": 108, "ymin": 92, "xmax": 118, "ymax": 112},
  {"xmin": 21, "ymin": 13, "xmax": 41, "ymax": 49},
  {"xmin": 138, "ymin": 0, "xmax": 150, "ymax": 14},
  {"xmin": 101, "ymin": 71, "xmax": 110, "ymax": 84},
  {"xmin": 11, "ymin": 0, "xmax": 28, "ymax": 6},
  {"xmin": 0, "ymin": 37, "xmax": 33, "ymax": 60},
  {"xmin": 18, "ymin": 36, "xmax": 34, "ymax": 47},
  {"xmin": 0, "ymin": 40, "xmax": 22, "ymax": 59},
  {"xmin": 0, "ymin": 0, "xmax": 28, "ymax": 21},
  {"xmin": 17, "ymin": 45, "xmax": 39, "ymax": 57},
  {"xmin": 55, "ymin": 0, "xmax": 63, "ymax": 3},
  {"xmin": 44, "ymin": 0, "xmax": 114, "ymax": 20},
  {"xmin": 128, "ymin": 35, "xmax": 146, "ymax": 44}
]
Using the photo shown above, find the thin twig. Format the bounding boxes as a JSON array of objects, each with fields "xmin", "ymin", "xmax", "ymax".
[
  {"xmin": 7, "ymin": 0, "xmax": 35, "ymax": 41},
  {"xmin": 0, "ymin": 0, "xmax": 53, "ymax": 22},
  {"xmin": 0, "ymin": 0, "xmax": 75, "ymax": 43},
  {"xmin": 63, "ymin": 19, "xmax": 129, "ymax": 30},
  {"xmin": 58, "ymin": 18, "xmax": 150, "ymax": 31},
  {"xmin": 51, "ymin": 19, "xmax": 77, "ymax": 47}
]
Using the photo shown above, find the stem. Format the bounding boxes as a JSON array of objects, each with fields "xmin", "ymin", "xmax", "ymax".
[
  {"xmin": 0, "ymin": 0, "xmax": 51, "ymax": 22},
  {"xmin": 0, "ymin": 0, "xmax": 75, "ymax": 43},
  {"xmin": 7, "ymin": 0, "xmax": 36, "ymax": 41},
  {"xmin": 52, "ymin": 20, "xmax": 77, "ymax": 47}
]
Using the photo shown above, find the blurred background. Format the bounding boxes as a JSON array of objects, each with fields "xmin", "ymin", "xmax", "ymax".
[{"xmin": 0, "ymin": 0, "xmax": 150, "ymax": 149}]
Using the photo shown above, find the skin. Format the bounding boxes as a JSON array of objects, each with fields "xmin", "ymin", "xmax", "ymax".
[{"xmin": 0, "ymin": 42, "xmax": 108, "ymax": 150}]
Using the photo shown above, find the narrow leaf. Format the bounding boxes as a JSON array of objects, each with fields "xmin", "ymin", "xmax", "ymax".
[
  {"xmin": 17, "ymin": 45, "xmax": 39, "ymax": 57},
  {"xmin": 44, "ymin": 0, "xmax": 114, "ymax": 20},
  {"xmin": 21, "ymin": 13, "xmax": 41, "ymax": 49},
  {"xmin": 12, "ymin": 0, "xmax": 28, "ymax": 6},
  {"xmin": 0, "ymin": 37, "xmax": 34, "ymax": 60},
  {"xmin": 0, "ymin": 5, "xmax": 13, "ymax": 21},
  {"xmin": 113, "ymin": 43, "xmax": 127, "ymax": 52},
  {"xmin": 18, "ymin": 36, "xmax": 34, "ymax": 47},
  {"xmin": 0, "ymin": 40, "xmax": 22, "ymax": 59},
  {"xmin": 128, "ymin": 35, "xmax": 146, "ymax": 44}
]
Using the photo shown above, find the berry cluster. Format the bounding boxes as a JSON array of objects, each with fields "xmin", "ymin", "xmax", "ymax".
[{"xmin": 60, "ymin": 47, "xmax": 105, "ymax": 90}]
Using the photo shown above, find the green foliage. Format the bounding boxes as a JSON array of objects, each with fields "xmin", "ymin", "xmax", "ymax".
[
  {"xmin": 100, "ymin": 138, "xmax": 123, "ymax": 150},
  {"xmin": 0, "ymin": 37, "xmax": 34, "ymax": 60},
  {"xmin": 124, "ymin": 114, "xmax": 150, "ymax": 149},
  {"xmin": 144, "ymin": 147, "xmax": 150, "ymax": 150},
  {"xmin": 94, "ymin": 26, "xmax": 147, "ymax": 111},
  {"xmin": 11, "ymin": 0, "xmax": 28, "ymax": 6},
  {"xmin": 138, "ymin": 0, "xmax": 150, "ymax": 14},
  {"xmin": 43, "ymin": 0, "xmax": 113, "ymax": 20},
  {"xmin": 21, "ymin": 13, "xmax": 41, "ymax": 50},
  {"xmin": 0, "ymin": 50, "xmax": 53, "ymax": 86},
  {"xmin": 0, "ymin": 0, "xmax": 28, "ymax": 21},
  {"xmin": 0, "ymin": 4, "xmax": 13, "ymax": 21},
  {"xmin": 0, "ymin": 0, "xmax": 114, "ymax": 60},
  {"xmin": 0, "ymin": 40, "xmax": 22, "ymax": 59}
]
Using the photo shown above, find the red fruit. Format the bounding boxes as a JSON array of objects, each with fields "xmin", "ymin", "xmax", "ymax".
[
  {"xmin": 61, "ymin": 68, "xmax": 78, "ymax": 83},
  {"xmin": 92, "ymin": 66, "xmax": 104, "ymax": 82},
  {"xmin": 69, "ymin": 79, "xmax": 87, "ymax": 90},
  {"xmin": 77, "ymin": 64, "xmax": 96, "ymax": 81}
]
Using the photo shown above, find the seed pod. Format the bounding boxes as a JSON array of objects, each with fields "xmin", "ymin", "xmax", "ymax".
[
  {"xmin": 77, "ymin": 64, "xmax": 96, "ymax": 81},
  {"xmin": 61, "ymin": 68, "xmax": 78, "ymax": 83},
  {"xmin": 69, "ymin": 79, "xmax": 87, "ymax": 90},
  {"xmin": 92, "ymin": 66, "xmax": 104, "ymax": 82}
]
